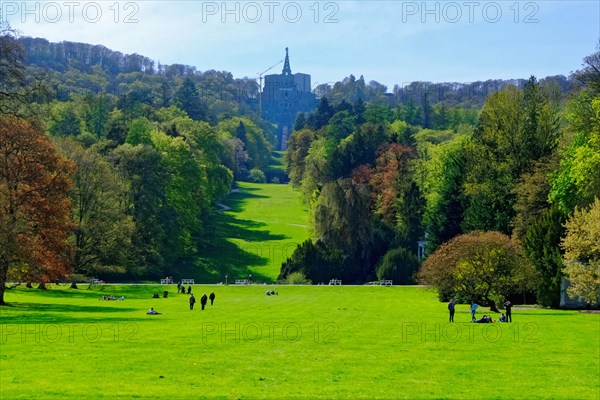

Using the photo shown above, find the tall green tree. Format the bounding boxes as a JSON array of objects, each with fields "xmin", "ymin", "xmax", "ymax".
[
  {"xmin": 523, "ymin": 206, "xmax": 565, "ymax": 307},
  {"xmin": 561, "ymin": 198, "xmax": 600, "ymax": 305},
  {"xmin": 175, "ymin": 77, "xmax": 207, "ymax": 121},
  {"xmin": 57, "ymin": 139, "xmax": 134, "ymax": 278},
  {"xmin": 462, "ymin": 81, "xmax": 560, "ymax": 233}
]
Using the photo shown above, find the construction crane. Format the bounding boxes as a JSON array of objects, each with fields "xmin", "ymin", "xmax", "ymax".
[{"xmin": 257, "ymin": 58, "xmax": 284, "ymax": 117}]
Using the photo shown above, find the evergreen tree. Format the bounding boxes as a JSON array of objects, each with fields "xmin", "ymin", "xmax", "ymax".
[{"xmin": 176, "ymin": 78, "xmax": 206, "ymax": 121}]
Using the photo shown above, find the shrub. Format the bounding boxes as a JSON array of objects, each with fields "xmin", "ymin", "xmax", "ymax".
[
  {"xmin": 376, "ymin": 247, "xmax": 419, "ymax": 285},
  {"xmin": 249, "ymin": 168, "xmax": 267, "ymax": 183},
  {"xmin": 283, "ymin": 272, "xmax": 312, "ymax": 285}
]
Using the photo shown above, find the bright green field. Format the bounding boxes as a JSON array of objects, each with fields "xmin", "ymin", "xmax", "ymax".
[
  {"xmin": 201, "ymin": 182, "xmax": 309, "ymax": 283},
  {"xmin": 1, "ymin": 285, "xmax": 598, "ymax": 399}
]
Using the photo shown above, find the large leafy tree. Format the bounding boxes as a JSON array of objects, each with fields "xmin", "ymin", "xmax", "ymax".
[
  {"xmin": 369, "ymin": 143, "xmax": 423, "ymax": 249},
  {"xmin": 217, "ymin": 117, "xmax": 271, "ymax": 172},
  {"xmin": 418, "ymin": 231, "xmax": 538, "ymax": 305},
  {"xmin": 549, "ymin": 95, "xmax": 600, "ymax": 213},
  {"xmin": 0, "ymin": 116, "xmax": 75, "ymax": 304},
  {"xmin": 285, "ymin": 128, "xmax": 314, "ymax": 186},
  {"xmin": 111, "ymin": 143, "xmax": 172, "ymax": 277},
  {"xmin": 57, "ymin": 139, "xmax": 134, "ymax": 278},
  {"xmin": 463, "ymin": 79, "xmax": 560, "ymax": 233},
  {"xmin": 561, "ymin": 198, "xmax": 600, "ymax": 305}
]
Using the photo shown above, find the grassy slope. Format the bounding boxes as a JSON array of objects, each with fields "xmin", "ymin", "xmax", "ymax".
[
  {"xmin": 199, "ymin": 182, "xmax": 309, "ymax": 283},
  {"xmin": 1, "ymin": 285, "xmax": 598, "ymax": 399}
]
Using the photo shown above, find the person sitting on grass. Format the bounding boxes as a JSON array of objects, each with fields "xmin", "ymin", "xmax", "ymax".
[
  {"xmin": 152, "ymin": 293, "xmax": 159, "ymax": 298},
  {"xmin": 474, "ymin": 315, "xmax": 492, "ymax": 323},
  {"xmin": 147, "ymin": 307, "xmax": 162, "ymax": 315}
]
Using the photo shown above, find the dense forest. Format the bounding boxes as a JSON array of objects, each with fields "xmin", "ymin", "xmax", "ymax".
[
  {"xmin": 1, "ymin": 27, "xmax": 598, "ymax": 307},
  {"xmin": 281, "ymin": 51, "xmax": 600, "ymax": 308}
]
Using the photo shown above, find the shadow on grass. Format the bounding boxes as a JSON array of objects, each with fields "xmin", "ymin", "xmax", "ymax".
[
  {"xmin": 188, "ymin": 187, "xmax": 292, "ymax": 283},
  {"xmin": 1, "ymin": 302, "xmax": 138, "ymax": 313},
  {"xmin": 0, "ymin": 302, "xmax": 146, "ymax": 324},
  {"xmin": 222, "ymin": 187, "xmax": 268, "ymax": 214}
]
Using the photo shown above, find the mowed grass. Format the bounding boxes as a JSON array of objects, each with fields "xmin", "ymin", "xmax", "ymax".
[
  {"xmin": 201, "ymin": 182, "xmax": 309, "ymax": 283},
  {"xmin": 1, "ymin": 285, "xmax": 598, "ymax": 399}
]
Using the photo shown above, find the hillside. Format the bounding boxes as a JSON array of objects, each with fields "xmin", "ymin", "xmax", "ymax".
[{"xmin": 198, "ymin": 182, "xmax": 309, "ymax": 283}]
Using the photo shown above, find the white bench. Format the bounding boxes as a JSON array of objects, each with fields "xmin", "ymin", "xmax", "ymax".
[
  {"xmin": 380, "ymin": 279, "xmax": 393, "ymax": 286},
  {"xmin": 160, "ymin": 278, "xmax": 174, "ymax": 284},
  {"xmin": 181, "ymin": 279, "xmax": 194, "ymax": 285},
  {"xmin": 91, "ymin": 279, "xmax": 101, "ymax": 285},
  {"xmin": 329, "ymin": 279, "xmax": 342, "ymax": 285},
  {"xmin": 235, "ymin": 279, "xmax": 249, "ymax": 285}
]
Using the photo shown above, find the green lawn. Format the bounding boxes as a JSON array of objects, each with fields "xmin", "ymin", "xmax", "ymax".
[
  {"xmin": 195, "ymin": 181, "xmax": 309, "ymax": 283},
  {"xmin": 1, "ymin": 285, "xmax": 598, "ymax": 399}
]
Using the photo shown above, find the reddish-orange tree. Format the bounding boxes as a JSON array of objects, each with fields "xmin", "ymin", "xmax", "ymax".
[
  {"xmin": 418, "ymin": 231, "xmax": 538, "ymax": 305},
  {"xmin": 0, "ymin": 115, "xmax": 74, "ymax": 304}
]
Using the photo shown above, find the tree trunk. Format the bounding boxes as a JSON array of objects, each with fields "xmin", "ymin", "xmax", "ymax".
[
  {"xmin": 0, "ymin": 260, "xmax": 8, "ymax": 305},
  {"xmin": 38, "ymin": 282, "xmax": 48, "ymax": 290},
  {"xmin": 70, "ymin": 282, "xmax": 78, "ymax": 289},
  {"xmin": 26, "ymin": 282, "xmax": 32, "ymax": 288}
]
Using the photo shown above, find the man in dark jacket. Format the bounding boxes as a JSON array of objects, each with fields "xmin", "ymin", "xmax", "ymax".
[
  {"xmin": 504, "ymin": 300, "xmax": 513, "ymax": 322},
  {"xmin": 200, "ymin": 293, "xmax": 208, "ymax": 310},
  {"xmin": 209, "ymin": 291, "xmax": 215, "ymax": 305},
  {"xmin": 189, "ymin": 294, "xmax": 196, "ymax": 310},
  {"xmin": 448, "ymin": 299, "xmax": 456, "ymax": 322}
]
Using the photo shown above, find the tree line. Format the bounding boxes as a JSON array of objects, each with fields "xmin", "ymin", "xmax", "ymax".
[
  {"xmin": 282, "ymin": 48, "xmax": 600, "ymax": 308},
  {"xmin": 1, "ymin": 25, "xmax": 597, "ymax": 308},
  {"xmin": 0, "ymin": 25, "xmax": 275, "ymax": 304}
]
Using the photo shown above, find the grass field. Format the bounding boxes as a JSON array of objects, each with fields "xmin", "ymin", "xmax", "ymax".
[
  {"xmin": 200, "ymin": 181, "xmax": 309, "ymax": 283},
  {"xmin": 1, "ymin": 285, "xmax": 598, "ymax": 399}
]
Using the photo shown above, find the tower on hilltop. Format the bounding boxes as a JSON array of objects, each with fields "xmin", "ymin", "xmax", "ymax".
[{"xmin": 261, "ymin": 48, "xmax": 316, "ymax": 150}]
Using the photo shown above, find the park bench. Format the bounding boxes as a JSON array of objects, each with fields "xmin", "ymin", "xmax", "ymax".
[
  {"xmin": 181, "ymin": 279, "xmax": 195, "ymax": 285},
  {"xmin": 235, "ymin": 279, "xmax": 249, "ymax": 285},
  {"xmin": 91, "ymin": 278, "xmax": 101, "ymax": 285},
  {"xmin": 160, "ymin": 278, "xmax": 174, "ymax": 284},
  {"xmin": 329, "ymin": 279, "xmax": 342, "ymax": 285},
  {"xmin": 380, "ymin": 279, "xmax": 393, "ymax": 286}
]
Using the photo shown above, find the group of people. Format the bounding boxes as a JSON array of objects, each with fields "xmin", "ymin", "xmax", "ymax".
[
  {"xmin": 189, "ymin": 291, "xmax": 215, "ymax": 310},
  {"xmin": 148, "ymin": 289, "xmax": 216, "ymax": 315},
  {"xmin": 265, "ymin": 290, "xmax": 278, "ymax": 296},
  {"xmin": 177, "ymin": 283, "xmax": 192, "ymax": 294},
  {"xmin": 447, "ymin": 299, "xmax": 513, "ymax": 323},
  {"xmin": 101, "ymin": 295, "xmax": 124, "ymax": 301}
]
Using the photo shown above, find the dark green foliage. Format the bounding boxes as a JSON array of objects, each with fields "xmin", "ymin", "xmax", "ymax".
[
  {"xmin": 523, "ymin": 206, "xmax": 565, "ymax": 307},
  {"xmin": 176, "ymin": 78, "xmax": 207, "ymax": 121},
  {"xmin": 425, "ymin": 149, "xmax": 467, "ymax": 251},
  {"xmin": 279, "ymin": 239, "xmax": 344, "ymax": 284},
  {"xmin": 376, "ymin": 247, "xmax": 419, "ymax": 284},
  {"xmin": 307, "ymin": 97, "xmax": 335, "ymax": 130},
  {"xmin": 421, "ymin": 94, "xmax": 433, "ymax": 129},
  {"xmin": 294, "ymin": 112, "xmax": 307, "ymax": 131}
]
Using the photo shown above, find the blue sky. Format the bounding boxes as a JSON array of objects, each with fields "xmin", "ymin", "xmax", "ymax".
[{"xmin": 3, "ymin": 1, "xmax": 599, "ymax": 90}]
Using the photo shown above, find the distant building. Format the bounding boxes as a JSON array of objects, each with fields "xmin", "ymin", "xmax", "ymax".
[{"xmin": 261, "ymin": 48, "xmax": 316, "ymax": 150}]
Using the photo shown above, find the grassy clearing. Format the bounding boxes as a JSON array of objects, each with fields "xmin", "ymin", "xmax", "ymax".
[
  {"xmin": 1, "ymin": 285, "xmax": 598, "ymax": 399},
  {"xmin": 195, "ymin": 181, "xmax": 309, "ymax": 283}
]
